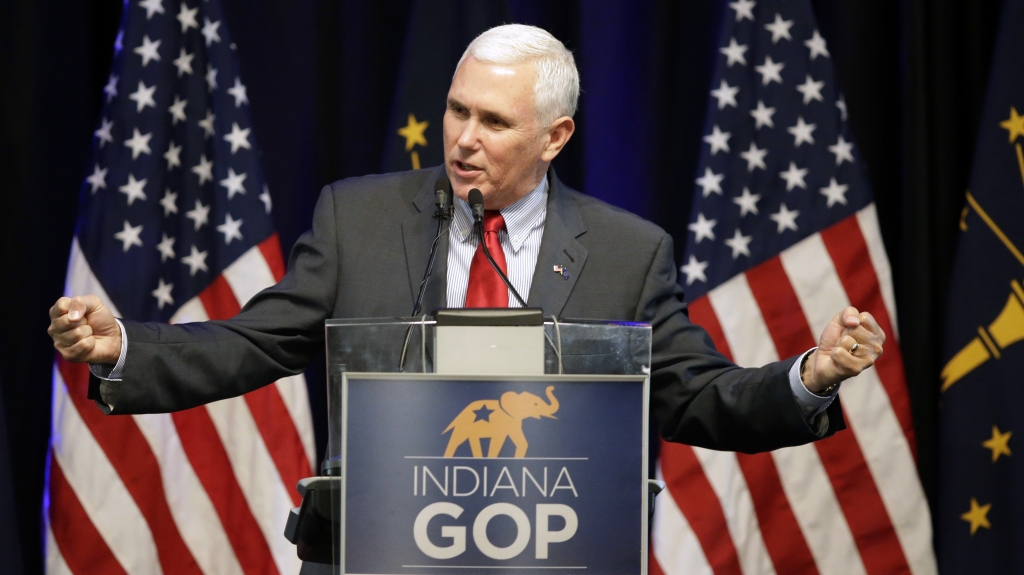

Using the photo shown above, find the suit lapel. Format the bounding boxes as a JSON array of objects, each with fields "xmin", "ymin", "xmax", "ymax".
[
  {"xmin": 402, "ymin": 170, "xmax": 449, "ymax": 315},
  {"xmin": 527, "ymin": 170, "xmax": 588, "ymax": 317}
]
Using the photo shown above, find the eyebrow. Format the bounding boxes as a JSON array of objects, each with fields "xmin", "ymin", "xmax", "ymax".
[{"xmin": 447, "ymin": 97, "xmax": 515, "ymax": 126}]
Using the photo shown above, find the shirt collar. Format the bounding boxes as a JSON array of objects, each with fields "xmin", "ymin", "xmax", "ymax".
[{"xmin": 452, "ymin": 176, "xmax": 548, "ymax": 252}]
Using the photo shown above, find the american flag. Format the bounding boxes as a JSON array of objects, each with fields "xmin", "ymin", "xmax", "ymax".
[
  {"xmin": 649, "ymin": 1, "xmax": 937, "ymax": 574},
  {"xmin": 45, "ymin": 1, "xmax": 315, "ymax": 573}
]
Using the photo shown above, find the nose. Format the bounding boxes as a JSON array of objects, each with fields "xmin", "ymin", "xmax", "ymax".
[{"xmin": 456, "ymin": 118, "xmax": 482, "ymax": 150}]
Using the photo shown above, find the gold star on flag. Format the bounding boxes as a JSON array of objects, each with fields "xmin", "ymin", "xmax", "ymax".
[
  {"xmin": 999, "ymin": 106, "xmax": 1024, "ymax": 142},
  {"xmin": 961, "ymin": 497, "xmax": 991, "ymax": 535},
  {"xmin": 983, "ymin": 425, "xmax": 1012, "ymax": 462},
  {"xmin": 398, "ymin": 113, "xmax": 429, "ymax": 151}
]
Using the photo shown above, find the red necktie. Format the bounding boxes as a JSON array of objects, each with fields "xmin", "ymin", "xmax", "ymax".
[{"xmin": 465, "ymin": 210, "xmax": 509, "ymax": 307}]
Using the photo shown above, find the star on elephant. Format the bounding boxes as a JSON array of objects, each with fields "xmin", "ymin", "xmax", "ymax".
[{"xmin": 443, "ymin": 386, "xmax": 559, "ymax": 458}]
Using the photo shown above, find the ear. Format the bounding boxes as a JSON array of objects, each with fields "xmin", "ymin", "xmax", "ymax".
[
  {"xmin": 499, "ymin": 391, "xmax": 521, "ymax": 416},
  {"xmin": 540, "ymin": 116, "xmax": 575, "ymax": 162}
]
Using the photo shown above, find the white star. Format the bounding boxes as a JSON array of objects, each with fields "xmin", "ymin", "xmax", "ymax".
[
  {"xmin": 94, "ymin": 118, "xmax": 114, "ymax": 147},
  {"xmin": 128, "ymin": 80, "xmax": 157, "ymax": 112},
  {"xmin": 754, "ymin": 56, "xmax": 784, "ymax": 86},
  {"xmin": 160, "ymin": 188, "xmax": 178, "ymax": 216},
  {"xmin": 85, "ymin": 164, "xmax": 107, "ymax": 193},
  {"xmin": 133, "ymin": 35, "xmax": 162, "ymax": 67},
  {"xmin": 770, "ymin": 203, "xmax": 800, "ymax": 233},
  {"xmin": 206, "ymin": 64, "xmax": 218, "ymax": 92},
  {"xmin": 820, "ymin": 177, "xmax": 849, "ymax": 207},
  {"xmin": 779, "ymin": 162, "xmax": 809, "ymax": 191},
  {"xmin": 177, "ymin": 2, "xmax": 199, "ymax": 32},
  {"xmin": 724, "ymin": 229, "xmax": 753, "ymax": 259},
  {"xmin": 733, "ymin": 187, "xmax": 760, "ymax": 217},
  {"xmin": 805, "ymin": 30, "xmax": 830, "ymax": 59},
  {"xmin": 223, "ymin": 123, "xmax": 252, "ymax": 154},
  {"xmin": 181, "ymin": 245, "xmax": 209, "ymax": 276},
  {"xmin": 168, "ymin": 95, "xmax": 187, "ymax": 125},
  {"xmin": 172, "ymin": 47, "xmax": 194, "ymax": 77},
  {"xmin": 198, "ymin": 109, "xmax": 216, "ymax": 138},
  {"xmin": 680, "ymin": 255, "xmax": 709, "ymax": 286},
  {"xmin": 796, "ymin": 74, "xmax": 825, "ymax": 104},
  {"xmin": 123, "ymin": 128, "xmax": 152, "ymax": 159},
  {"xmin": 114, "ymin": 220, "xmax": 144, "ymax": 252},
  {"xmin": 164, "ymin": 141, "xmax": 182, "ymax": 169},
  {"xmin": 729, "ymin": 0, "xmax": 756, "ymax": 21},
  {"xmin": 703, "ymin": 125, "xmax": 731, "ymax": 155},
  {"xmin": 202, "ymin": 18, "xmax": 221, "ymax": 46},
  {"xmin": 688, "ymin": 213, "xmax": 717, "ymax": 243},
  {"xmin": 103, "ymin": 74, "xmax": 118, "ymax": 102},
  {"xmin": 710, "ymin": 79, "xmax": 739, "ymax": 110},
  {"xmin": 156, "ymin": 233, "xmax": 176, "ymax": 262},
  {"xmin": 750, "ymin": 100, "xmax": 776, "ymax": 129},
  {"xmin": 739, "ymin": 141, "xmax": 768, "ymax": 171},
  {"xmin": 720, "ymin": 38, "xmax": 748, "ymax": 67},
  {"xmin": 695, "ymin": 167, "xmax": 724, "ymax": 197},
  {"xmin": 764, "ymin": 13, "xmax": 794, "ymax": 43},
  {"xmin": 227, "ymin": 78, "xmax": 249, "ymax": 107},
  {"xmin": 216, "ymin": 213, "xmax": 244, "ymax": 244},
  {"xmin": 138, "ymin": 0, "xmax": 165, "ymax": 19},
  {"xmin": 118, "ymin": 174, "xmax": 148, "ymax": 205},
  {"xmin": 192, "ymin": 154, "xmax": 214, "ymax": 185},
  {"xmin": 836, "ymin": 95, "xmax": 848, "ymax": 121},
  {"xmin": 185, "ymin": 199, "xmax": 210, "ymax": 230},
  {"xmin": 787, "ymin": 116, "xmax": 816, "ymax": 147},
  {"xmin": 829, "ymin": 135, "xmax": 855, "ymax": 165},
  {"xmin": 260, "ymin": 184, "xmax": 272, "ymax": 213},
  {"xmin": 151, "ymin": 278, "xmax": 174, "ymax": 310},
  {"xmin": 220, "ymin": 168, "xmax": 247, "ymax": 199}
]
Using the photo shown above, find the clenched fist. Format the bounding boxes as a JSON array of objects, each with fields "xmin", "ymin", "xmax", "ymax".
[
  {"xmin": 48, "ymin": 295, "xmax": 122, "ymax": 365},
  {"xmin": 802, "ymin": 306, "xmax": 886, "ymax": 394}
]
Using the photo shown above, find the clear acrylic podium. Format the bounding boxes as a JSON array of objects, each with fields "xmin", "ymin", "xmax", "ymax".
[{"xmin": 285, "ymin": 315, "xmax": 654, "ymax": 573}]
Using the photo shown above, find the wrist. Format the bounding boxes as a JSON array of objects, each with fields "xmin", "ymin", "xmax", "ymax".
[{"xmin": 801, "ymin": 350, "xmax": 837, "ymax": 396}]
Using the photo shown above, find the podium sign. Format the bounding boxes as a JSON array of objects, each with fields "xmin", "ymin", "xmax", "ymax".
[{"xmin": 338, "ymin": 373, "xmax": 649, "ymax": 574}]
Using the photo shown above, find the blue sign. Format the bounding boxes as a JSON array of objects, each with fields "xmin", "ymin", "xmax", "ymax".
[{"xmin": 340, "ymin": 374, "xmax": 649, "ymax": 574}]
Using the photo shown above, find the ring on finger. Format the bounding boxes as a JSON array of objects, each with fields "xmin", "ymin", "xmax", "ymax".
[{"xmin": 850, "ymin": 342, "xmax": 860, "ymax": 354}]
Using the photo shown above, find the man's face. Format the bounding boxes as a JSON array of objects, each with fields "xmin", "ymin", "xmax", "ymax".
[{"xmin": 443, "ymin": 57, "xmax": 550, "ymax": 209}]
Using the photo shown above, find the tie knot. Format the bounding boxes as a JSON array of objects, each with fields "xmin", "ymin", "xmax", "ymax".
[{"xmin": 482, "ymin": 210, "xmax": 505, "ymax": 234}]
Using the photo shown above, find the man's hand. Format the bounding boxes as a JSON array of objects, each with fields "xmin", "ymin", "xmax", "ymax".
[
  {"xmin": 802, "ymin": 306, "xmax": 885, "ymax": 394},
  {"xmin": 48, "ymin": 295, "xmax": 122, "ymax": 364}
]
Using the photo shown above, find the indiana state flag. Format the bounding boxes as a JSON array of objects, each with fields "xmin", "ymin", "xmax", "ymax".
[{"xmin": 937, "ymin": 0, "xmax": 1024, "ymax": 571}]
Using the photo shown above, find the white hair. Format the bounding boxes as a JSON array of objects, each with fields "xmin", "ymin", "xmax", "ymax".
[{"xmin": 456, "ymin": 24, "xmax": 579, "ymax": 125}]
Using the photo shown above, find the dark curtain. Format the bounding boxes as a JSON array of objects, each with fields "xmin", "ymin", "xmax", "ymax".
[{"xmin": 0, "ymin": 0, "xmax": 1001, "ymax": 572}]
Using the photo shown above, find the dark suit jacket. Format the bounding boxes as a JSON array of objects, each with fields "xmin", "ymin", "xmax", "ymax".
[{"xmin": 94, "ymin": 166, "xmax": 843, "ymax": 453}]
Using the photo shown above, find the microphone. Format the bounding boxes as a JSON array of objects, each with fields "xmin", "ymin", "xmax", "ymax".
[
  {"xmin": 468, "ymin": 188, "xmax": 527, "ymax": 307},
  {"xmin": 410, "ymin": 177, "xmax": 453, "ymax": 317}
]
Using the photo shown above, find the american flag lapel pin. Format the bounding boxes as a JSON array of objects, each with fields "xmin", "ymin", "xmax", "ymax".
[{"xmin": 553, "ymin": 265, "xmax": 569, "ymax": 280}]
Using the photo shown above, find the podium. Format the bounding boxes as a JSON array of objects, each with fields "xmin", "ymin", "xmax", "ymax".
[{"xmin": 285, "ymin": 312, "xmax": 655, "ymax": 574}]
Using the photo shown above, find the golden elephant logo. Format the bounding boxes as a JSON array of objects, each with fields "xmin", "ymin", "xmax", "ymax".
[{"xmin": 443, "ymin": 386, "xmax": 559, "ymax": 458}]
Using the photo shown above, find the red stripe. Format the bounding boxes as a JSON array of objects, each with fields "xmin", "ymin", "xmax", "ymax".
[
  {"xmin": 745, "ymin": 258, "xmax": 911, "ymax": 575},
  {"xmin": 659, "ymin": 441, "xmax": 743, "ymax": 575},
  {"xmin": 648, "ymin": 543, "xmax": 667, "ymax": 575},
  {"xmin": 198, "ymin": 276, "xmax": 312, "ymax": 506},
  {"xmin": 820, "ymin": 215, "xmax": 917, "ymax": 455},
  {"xmin": 56, "ymin": 359, "xmax": 203, "ymax": 575},
  {"xmin": 735, "ymin": 453, "xmax": 819, "ymax": 574},
  {"xmin": 48, "ymin": 454, "xmax": 129, "ymax": 575},
  {"xmin": 258, "ymin": 234, "xmax": 287, "ymax": 281},
  {"xmin": 688, "ymin": 296, "xmax": 734, "ymax": 362},
  {"xmin": 172, "ymin": 407, "xmax": 280, "ymax": 575}
]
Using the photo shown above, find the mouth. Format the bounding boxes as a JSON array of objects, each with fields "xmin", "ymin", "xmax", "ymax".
[{"xmin": 452, "ymin": 160, "xmax": 483, "ymax": 176}]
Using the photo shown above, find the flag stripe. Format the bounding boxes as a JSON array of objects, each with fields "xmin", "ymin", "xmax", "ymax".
[
  {"xmin": 50, "ymin": 368, "xmax": 160, "ymax": 575},
  {"xmin": 692, "ymin": 448, "xmax": 778, "ymax": 575},
  {"xmin": 687, "ymin": 296, "xmax": 733, "ymax": 360},
  {"xmin": 652, "ymin": 465, "xmax": 714, "ymax": 575},
  {"xmin": 45, "ymin": 520, "xmax": 74, "ymax": 575},
  {"xmin": 660, "ymin": 441, "xmax": 744, "ymax": 575},
  {"xmin": 47, "ymin": 456, "xmax": 129, "ymax": 575},
  {"xmin": 258, "ymin": 234, "xmax": 287, "ymax": 281},
  {"xmin": 171, "ymin": 407, "xmax": 280, "ymax": 575},
  {"xmin": 56, "ymin": 359, "xmax": 202, "ymax": 575},
  {"xmin": 854, "ymin": 205, "xmax": 899, "ymax": 340}
]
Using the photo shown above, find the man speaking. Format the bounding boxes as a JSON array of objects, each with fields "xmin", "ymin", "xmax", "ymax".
[{"xmin": 48, "ymin": 24, "xmax": 883, "ymax": 453}]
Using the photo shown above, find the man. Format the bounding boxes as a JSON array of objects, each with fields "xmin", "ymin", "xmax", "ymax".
[{"xmin": 49, "ymin": 25, "xmax": 883, "ymax": 453}]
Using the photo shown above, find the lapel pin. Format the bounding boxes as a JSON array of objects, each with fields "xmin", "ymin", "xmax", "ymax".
[{"xmin": 553, "ymin": 265, "xmax": 570, "ymax": 280}]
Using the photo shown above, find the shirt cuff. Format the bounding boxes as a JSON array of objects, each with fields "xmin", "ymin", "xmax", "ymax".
[
  {"xmin": 88, "ymin": 318, "xmax": 127, "ymax": 381},
  {"xmin": 788, "ymin": 347, "xmax": 838, "ymax": 435}
]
